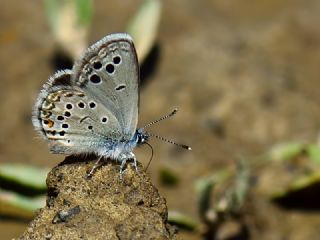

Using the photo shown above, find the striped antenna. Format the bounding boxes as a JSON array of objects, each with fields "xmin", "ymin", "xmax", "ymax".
[
  {"xmin": 142, "ymin": 108, "xmax": 178, "ymax": 129},
  {"xmin": 149, "ymin": 133, "xmax": 192, "ymax": 150}
]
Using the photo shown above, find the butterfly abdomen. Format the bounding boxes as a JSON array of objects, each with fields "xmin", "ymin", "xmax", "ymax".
[{"xmin": 94, "ymin": 135, "xmax": 138, "ymax": 161}]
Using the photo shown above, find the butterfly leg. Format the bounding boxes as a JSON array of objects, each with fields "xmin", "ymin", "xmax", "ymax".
[
  {"xmin": 87, "ymin": 156, "xmax": 104, "ymax": 178},
  {"xmin": 119, "ymin": 157, "xmax": 128, "ymax": 180},
  {"xmin": 119, "ymin": 152, "xmax": 138, "ymax": 179},
  {"xmin": 129, "ymin": 152, "xmax": 138, "ymax": 173}
]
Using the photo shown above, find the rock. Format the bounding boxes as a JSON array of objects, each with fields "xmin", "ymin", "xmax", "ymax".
[{"xmin": 18, "ymin": 156, "xmax": 176, "ymax": 240}]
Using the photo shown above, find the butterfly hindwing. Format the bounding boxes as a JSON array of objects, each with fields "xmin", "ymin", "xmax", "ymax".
[{"xmin": 33, "ymin": 70, "xmax": 123, "ymax": 154}]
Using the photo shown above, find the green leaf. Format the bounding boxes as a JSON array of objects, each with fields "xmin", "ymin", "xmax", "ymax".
[
  {"xmin": 168, "ymin": 211, "xmax": 199, "ymax": 231},
  {"xmin": 43, "ymin": 0, "xmax": 92, "ymax": 59},
  {"xmin": 306, "ymin": 144, "xmax": 320, "ymax": 164},
  {"xmin": 195, "ymin": 169, "xmax": 231, "ymax": 217},
  {"xmin": 76, "ymin": 0, "xmax": 93, "ymax": 26},
  {"xmin": 127, "ymin": 0, "xmax": 162, "ymax": 62},
  {"xmin": 0, "ymin": 164, "xmax": 49, "ymax": 190},
  {"xmin": 0, "ymin": 188, "xmax": 45, "ymax": 219},
  {"xmin": 159, "ymin": 166, "xmax": 180, "ymax": 186},
  {"xmin": 269, "ymin": 143, "xmax": 304, "ymax": 161}
]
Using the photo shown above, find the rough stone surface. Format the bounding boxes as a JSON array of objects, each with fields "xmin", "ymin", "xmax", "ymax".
[{"xmin": 18, "ymin": 156, "xmax": 176, "ymax": 240}]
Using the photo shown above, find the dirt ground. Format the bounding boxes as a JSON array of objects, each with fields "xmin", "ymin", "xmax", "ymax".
[{"xmin": 1, "ymin": 0, "xmax": 320, "ymax": 239}]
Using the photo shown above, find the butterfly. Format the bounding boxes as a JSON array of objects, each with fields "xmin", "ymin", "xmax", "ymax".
[{"xmin": 32, "ymin": 33, "xmax": 190, "ymax": 177}]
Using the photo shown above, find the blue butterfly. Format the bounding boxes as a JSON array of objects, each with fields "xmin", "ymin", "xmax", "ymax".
[{"xmin": 33, "ymin": 33, "xmax": 190, "ymax": 177}]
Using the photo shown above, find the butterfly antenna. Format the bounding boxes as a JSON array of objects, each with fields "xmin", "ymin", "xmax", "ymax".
[
  {"xmin": 149, "ymin": 133, "xmax": 192, "ymax": 150},
  {"xmin": 144, "ymin": 142, "xmax": 154, "ymax": 171},
  {"xmin": 142, "ymin": 108, "xmax": 178, "ymax": 129}
]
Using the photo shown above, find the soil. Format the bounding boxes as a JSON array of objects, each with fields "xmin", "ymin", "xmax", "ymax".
[
  {"xmin": 18, "ymin": 156, "xmax": 175, "ymax": 240},
  {"xmin": 1, "ymin": 0, "xmax": 320, "ymax": 239}
]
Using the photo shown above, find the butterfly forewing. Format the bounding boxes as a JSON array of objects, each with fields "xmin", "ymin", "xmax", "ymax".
[{"xmin": 72, "ymin": 33, "xmax": 139, "ymax": 140}]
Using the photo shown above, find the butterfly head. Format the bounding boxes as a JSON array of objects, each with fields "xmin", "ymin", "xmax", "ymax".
[{"xmin": 136, "ymin": 128, "xmax": 150, "ymax": 145}]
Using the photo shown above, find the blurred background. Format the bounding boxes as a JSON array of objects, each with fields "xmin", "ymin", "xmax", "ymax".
[{"xmin": 1, "ymin": 0, "xmax": 320, "ymax": 239}]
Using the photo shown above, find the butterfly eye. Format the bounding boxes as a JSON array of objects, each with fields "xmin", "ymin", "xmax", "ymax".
[
  {"xmin": 57, "ymin": 116, "xmax": 64, "ymax": 121},
  {"xmin": 62, "ymin": 123, "xmax": 69, "ymax": 129},
  {"xmin": 64, "ymin": 111, "xmax": 71, "ymax": 117}
]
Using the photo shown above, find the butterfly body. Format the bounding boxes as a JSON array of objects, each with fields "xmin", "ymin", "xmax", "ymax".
[
  {"xmin": 32, "ymin": 33, "xmax": 146, "ymax": 166},
  {"xmin": 91, "ymin": 129, "xmax": 148, "ymax": 160}
]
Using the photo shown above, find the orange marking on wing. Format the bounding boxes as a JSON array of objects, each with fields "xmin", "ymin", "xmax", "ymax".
[{"xmin": 47, "ymin": 119, "xmax": 54, "ymax": 128}]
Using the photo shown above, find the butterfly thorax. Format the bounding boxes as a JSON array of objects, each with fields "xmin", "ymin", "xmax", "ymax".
[{"xmin": 100, "ymin": 128, "xmax": 148, "ymax": 160}]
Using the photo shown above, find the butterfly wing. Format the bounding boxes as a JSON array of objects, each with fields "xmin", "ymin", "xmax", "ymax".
[
  {"xmin": 32, "ymin": 34, "xmax": 140, "ymax": 155},
  {"xmin": 72, "ymin": 33, "xmax": 139, "ymax": 140}
]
